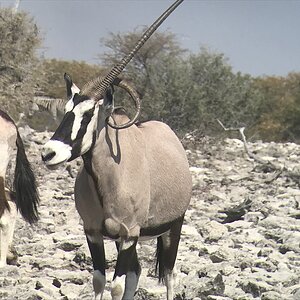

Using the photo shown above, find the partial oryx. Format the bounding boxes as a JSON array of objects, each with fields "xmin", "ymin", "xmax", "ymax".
[
  {"xmin": 41, "ymin": 0, "xmax": 191, "ymax": 299},
  {"xmin": 32, "ymin": 96, "xmax": 66, "ymax": 122},
  {"xmin": 0, "ymin": 109, "xmax": 39, "ymax": 267}
]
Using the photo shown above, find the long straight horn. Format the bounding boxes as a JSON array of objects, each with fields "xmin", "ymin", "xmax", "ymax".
[{"xmin": 93, "ymin": 0, "xmax": 184, "ymax": 99}]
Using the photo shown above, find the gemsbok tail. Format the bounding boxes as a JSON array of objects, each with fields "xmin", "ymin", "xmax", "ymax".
[{"xmin": 14, "ymin": 131, "xmax": 39, "ymax": 223}]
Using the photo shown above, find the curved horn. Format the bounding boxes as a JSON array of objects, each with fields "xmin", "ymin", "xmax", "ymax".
[
  {"xmin": 107, "ymin": 79, "xmax": 141, "ymax": 130},
  {"xmin": 89, "ymin": 0, "xmax": 184, "ymax": 99}
]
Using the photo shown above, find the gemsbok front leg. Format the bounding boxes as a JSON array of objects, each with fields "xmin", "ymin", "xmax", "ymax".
[
  {"xmin": 85, "ymin": 231, "xmax": 106, "ymax": 300},
  {"xmin": 112, "ymin": 238, "xmax": 140, "ymax": 300}
]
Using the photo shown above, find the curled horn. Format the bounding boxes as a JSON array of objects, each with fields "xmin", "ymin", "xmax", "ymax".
[
  {"xmin": 82, "ymin": 0, "xmax": 184, "ymax": 129},
  {"xmin": 107, "ymin": 79, "xmax": 141, "ymax": 129}
]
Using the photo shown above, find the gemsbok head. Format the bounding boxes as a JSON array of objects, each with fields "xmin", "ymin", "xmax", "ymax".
[{"xmin": 41, "ymin": 0, "xmax": 191, "ymax": 299}]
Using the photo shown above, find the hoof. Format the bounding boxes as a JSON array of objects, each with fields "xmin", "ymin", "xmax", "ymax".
[{"xmin": 7, "ymin": 245, "xmax": 18, "ymax": 265}]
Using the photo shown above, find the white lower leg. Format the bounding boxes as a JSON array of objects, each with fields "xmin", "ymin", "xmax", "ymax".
[
  {"xmin": 7, "ymin": 202, "xmax": 17, "ymax": 245},
  {"xmin": 93, "ymin": 270, "xmax": 106, "ymax": 300},
  {"xmin": 111, "ymin": 275, "xmax": 126, "ymax": 300},
  {"xmin": 0, "ymin": 210, "xmax": 12, "ymax": 267},
  {"xmin": 123, "ymin": 270, "xmax": 140, "ymax": 299},
  {"xmin": 165, "ymin": 268, "xmax": 176, "ymax": 300}
]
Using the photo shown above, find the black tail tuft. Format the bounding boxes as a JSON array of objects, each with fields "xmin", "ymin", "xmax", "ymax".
[
  {"xmin": 14, "ymin": 131, "xmax": 40, "ymax": 223},
  {"xmin": 155, "ymin": 236, "xmax": 165, "ymax": 283}
]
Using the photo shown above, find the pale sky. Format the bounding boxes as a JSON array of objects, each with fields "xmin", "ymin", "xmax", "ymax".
[{"xmin": 1, "ymin": 0, "xmax": 300, "ymax": 77}]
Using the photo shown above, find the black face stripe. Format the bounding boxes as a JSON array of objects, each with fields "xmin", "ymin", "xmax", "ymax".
[
  {"xmin": 72, "ymin": 94, "xmax": 89, "ymax": 106},
  {"xmin": 49, "ymin": 92, "xmax": 97, "ymax": 162},
  {"xmin": 69, "ymin": 142, "xmax": 81, "ymax": 161},
  {"xmin": 79, "ymin": 108, "xmax": 95, "ymax": 135},
  {"xmin": 52, "ymin": 111, "xmax": 75, "ymax": 145},
  {"xmin": 68, "ymin": 107, "xmax": 96, "ymax": 161}
]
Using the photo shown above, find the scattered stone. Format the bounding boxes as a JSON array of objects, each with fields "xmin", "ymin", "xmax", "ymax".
[
  {"xmin": 239, "ymin": 280, "xmax": 270, "ymax": 298},
  {"xmin": 209, "ymin": 249, "xmax": 230, "ymax": 263},
  {"xmin": 52, "ymin": 278, "xmax": 61, "ymax": 288},
  {"xmin": 180, "ymin": 264, "xmax": 190, "ymax": 275},
  {"xmin": 292, "ymin": 287, "xmax": 300, "ymax": 300},
  {"xmin": 199, "ymin": 273, "xmax": 225, "ymax": 298},
  {"xmin": 135, "ymin": 288, "xmax": 161, "ymax": 300},
  {"xmin": 73, "ymin": 251, "xmax": 89, "ymax": 266},
  {"xmin": 57, "ymin": 241, "xmax": 82, "ymax": 252},
  {"xmin": 200, "ymin": 220, "xmax": 228, "ymax": 242},
  {"xmin": 0, "ymin": 132, "xmax": 299, "ymax": 299},
  {"xmin": 35, "ymin": 281, "xmax": 43, "ymax": 290},
  {"xmin": 261, "ymin": 291, "xmax": 282, "ymax": 300},
  {"xmin": 69, "ymin": 277, "xmax": 84, "ymax": 285},
  {"xmin": 220, "ymin": 198, "xmax": 252, "ymax": 224}
]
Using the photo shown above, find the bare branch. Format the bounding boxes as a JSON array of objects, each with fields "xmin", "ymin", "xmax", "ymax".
[
  {"xmin": 217, "ymin": 119, "xmax": 241, "ymax": 132},
  {"xmin": 217, "ymin": 119, "xmax": 300, "ymax": 184}
]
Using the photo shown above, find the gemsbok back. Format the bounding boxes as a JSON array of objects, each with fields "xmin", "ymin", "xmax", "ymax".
[
  {"xmin": 0, "ymin": 109, "xmax": 39, "ymax": 267},
  {"xmin": 41, "ymin": 0, "xmax": 191, "ymax": 299}
]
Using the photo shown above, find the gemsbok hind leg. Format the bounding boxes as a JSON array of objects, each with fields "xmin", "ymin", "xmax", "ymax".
[
  {"xmin": 85, "ymin": 232, "xmax": 106, "ymax": 300},
  {"xmin": 0, "ymin": 179, "xmax": 17, "ymax": 267},
  {"xmin": 112, "ymin": 238, "xmax": 141, "ymax": 300},
  {"xmin": 156, "ymin": 215, "xmax": 185, "ymax": 300},
  {"xmin": 5, "ymin": 190, "xmax": 17, "ymax": 264}
]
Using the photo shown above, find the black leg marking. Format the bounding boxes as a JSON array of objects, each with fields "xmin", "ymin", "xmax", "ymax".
[
  {"xmin": 87, "ymin": 237, "xmax": 106, "ymax": 273},
  {"xmin": 156, "ymin": 215, "xmax": 184, "ymax": 281},
  {"xmin": 86, "ymin": 235, "xmax": 106, "ymax": 299},
  {"xmin": 156, "ymin": 215, "xmax": 185, "ymax": 300},
  {"xmin": 112, "ymin": 238, "xmax": 140, "ymax": 300}
]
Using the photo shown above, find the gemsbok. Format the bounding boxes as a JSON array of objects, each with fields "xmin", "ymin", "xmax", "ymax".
[
  {"xmin": 41, "ymin": 0, "xmax": 191, "ymax": 299},
  {"xmin": 0, "ymin": 109, "xmax": 39, "ymax": 267}
]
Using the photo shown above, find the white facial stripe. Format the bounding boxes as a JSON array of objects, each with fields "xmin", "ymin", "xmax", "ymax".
[
  {"xmin": 73, "ymin": 99, "xmax": 95, "ymax": 114},
  {"xmin": 43, "ymin": 140, "xmax": 72, "ymax": 166},
  {"xmin": 71, "ymin": 100, "xmax": 96, "ymax": 141},
  {"xmin": 71, "ymin": 114, "xmax": 82, "ymax": 141},
  {"xmin": 65, "ymin": 83, "xmax": 81, "ymax": 113},
  {"xmin": 71, "ymin": 83, "xmax": 80, "ymax": 94},
  {"xmin": 65, "ymin": 99, "xmax": 74, "ymax": 113},
  {"xmin": 81, "ymin": 104, "xmax": 99, "ymax": 154}
]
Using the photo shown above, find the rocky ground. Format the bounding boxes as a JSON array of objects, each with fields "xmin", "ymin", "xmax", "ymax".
[{"xmin": 0, "ymin": 128, "xmax": 299, "ymax": 300}]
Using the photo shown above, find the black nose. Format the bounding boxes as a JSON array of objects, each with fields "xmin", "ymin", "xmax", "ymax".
[{"xmin": 41, "ymin": 151, "xmax": 56, "ymax": 163}]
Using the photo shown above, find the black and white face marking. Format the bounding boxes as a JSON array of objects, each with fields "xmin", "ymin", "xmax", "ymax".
[{"xmin": 41, "ymin": 76, "xmax": 104, "ymax": 168}]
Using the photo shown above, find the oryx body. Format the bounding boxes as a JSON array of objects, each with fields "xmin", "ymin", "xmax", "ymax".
[
  {"xmin": 0, "ymin": 109, "xmax": 39, "ymax": 267},
  {"xmin": 79, "ymin": 112, "xmax": 191, "ymax": 299},
  {"xmin": 77, "ymin": 114, "xmax": 191, "ymax": 240},
  {"xmin": 42, "ymin": 80, "xmax": 192, "ymax": 300},
  {"xmin": 42, "ymin": 1, "xmax": 190, "ymax": 299}
]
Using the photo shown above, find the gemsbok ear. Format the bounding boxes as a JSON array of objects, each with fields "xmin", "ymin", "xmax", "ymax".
[
  {"xmin": 64, "ymin": 73, "xmax": 80, "ymax": 98},
  {"xmin": 105, "ymin": 85, "xmax": 114, "ymax": 105},
  {"xmin": 103, "ymin": 85, "xmax": 114, "ymax": 114},
  {"xmin": 64, "ymin": 73, "xmax": 73, "ymax": 99}
]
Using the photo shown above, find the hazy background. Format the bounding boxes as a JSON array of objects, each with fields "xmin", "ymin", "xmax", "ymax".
[{"xmin": 1, "ymin": 0, "xmax": 299, "ymax": 77}]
